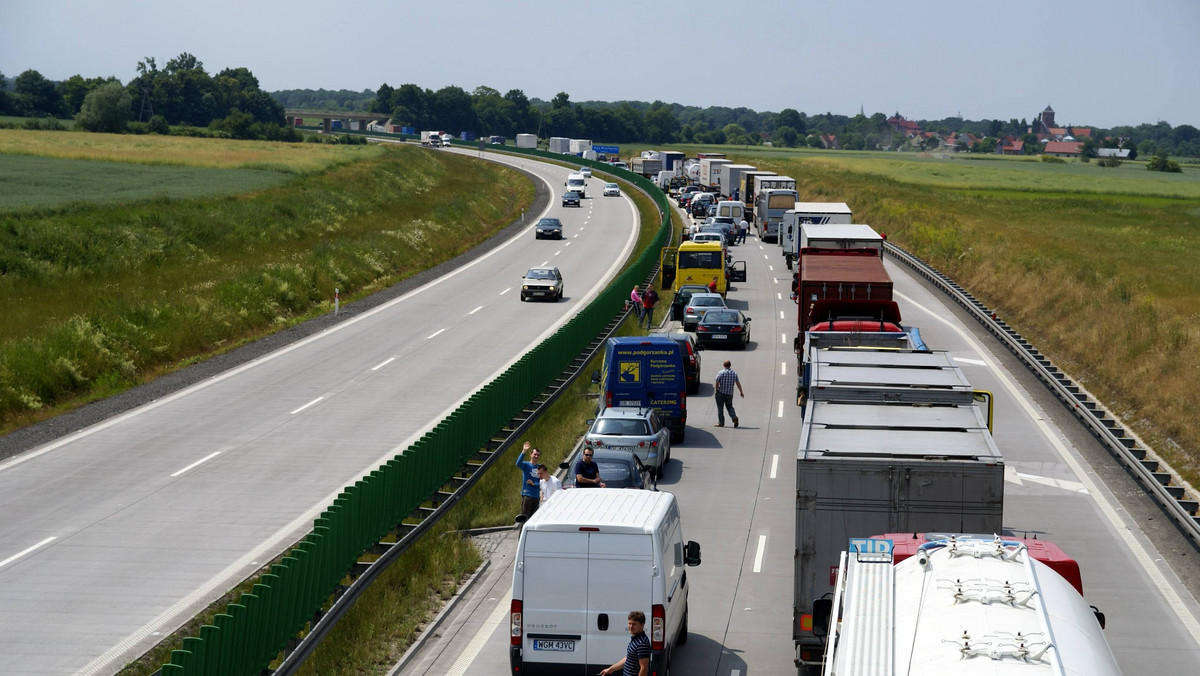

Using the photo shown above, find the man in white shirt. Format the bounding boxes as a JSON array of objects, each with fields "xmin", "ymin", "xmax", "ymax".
[{"xmin": 538, "ymin": 464, "xmax": 563, "ymax": 505}]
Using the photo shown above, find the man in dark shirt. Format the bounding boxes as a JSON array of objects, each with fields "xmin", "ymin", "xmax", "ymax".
[
  {"xmin": 573, "ymin": 449, "xmax": 606, "ymax": 488},
  {"xmin": 600, "ymin": 610, "xmax": 650, "ymax": 676}
]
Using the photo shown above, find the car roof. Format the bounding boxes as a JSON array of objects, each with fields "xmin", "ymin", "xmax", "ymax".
[{"xmin": 596, "ymin": 406, "xmax": 654, "ymax": 419}]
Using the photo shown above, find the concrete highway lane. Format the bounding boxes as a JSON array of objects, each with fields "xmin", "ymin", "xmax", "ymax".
[
  {"xmin": 398, "ymin": 217, "xmax": 1200, "ymax": 675},
  {"xmin": 0, "ymin": 151, "xmax": 640, "ymax": 675}
]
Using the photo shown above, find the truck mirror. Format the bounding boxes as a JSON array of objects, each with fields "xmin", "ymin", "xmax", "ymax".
[
  {"xmin": 559, "ymin": 461, "xmax": 570, "ymax": 470},
  {"xmin": 1091, "ymin": 605, "xmax": 1106, "ymax": 630},
  {"xmin": 684, "ymin": 541, "xmax": 702, "ymax": 566},
  {"xmin": 591, "ymin": 370, "xmax": 601, "ymax": 385},
  {"xmin": 812, "ymin": 598, "xmax": 833, "ymax": 638}
]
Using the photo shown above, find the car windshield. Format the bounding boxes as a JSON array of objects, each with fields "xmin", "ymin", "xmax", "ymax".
[
  {"xmin": 605, "ymin": 183, "xmax": 618, "ymax": 189},
  {"xmin": 538, "ymin": 219, "xmax": 561, "ymax": 227},
  {"xmin": 526, "ymin": 269, "xmax": 555, "ymax": 279},
  {"xmin": 564, "ymin": 191, "xmax": 580, "ymax": 197},
  {"xmin": 593, "ymin": 418, "xmax": 650, "ymax": 435},
  {"xmin": 703, "ymin": 311, "xmax": 739, "ymax": 323}
]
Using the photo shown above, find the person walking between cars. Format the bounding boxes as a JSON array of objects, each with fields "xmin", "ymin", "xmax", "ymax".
[
  {"xmin": 737, "ymin": 217, "xmax": 749, "ymax": 244},
  {"xmin": 600, "ymin": 610, "xmax": 651, "ymax": 676},
  {"xmin": 574, "ymin": 449, "xmax": 606, "ymax": 488},
  {"xmin": 641, "ymin": 287, "xmax": 659, "ymax": 329},
  {"xmin": 630, "ymin": 285, "xmax": 644, "ymax": 322},
  {"xmin": 537, "ymin": 464, "xmax": 562, "ymax": 505},
  {"xmin": 714, "ymin": 360, "xmax": 744, "ymax": 428},
  {"xmin": 515, "ymin": 442, "xmax": 541, "ymax": 520}
]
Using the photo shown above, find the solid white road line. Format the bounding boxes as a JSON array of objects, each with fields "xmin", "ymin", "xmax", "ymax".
[
  {"xmin": 371, "ymin": 357, "xmax": 396, "ymax": 371},
  {"xmin": 771, "ymin": 454, "xmax": 779, "ymax": 479},
  {"xmin": 468, "ymin": 306, "xmax": 484, "ymax": 315},
  {"xmin": 896, "ymin": 288, "xmax": 1200, "ymax": 644},
  {"xmin": 0, "ymin": 537, "xmax": 56, "ymax": 571},
  {"xmin": 427, "ymin": 328, "xmax": 446, "ymax": 340},
  {"xmin": 170, "ymin": 451, "xmax": 222, "ymax": 478},
  {"xmin": 290, "ymin": 397, "xmax": 324, "ymax": 415},
  {"xmin": 445, "ymin": 593, "xmax": 512, "ymax": 676},
  {"xmin": 753, "ymin": 534, "xmax": 767, "ymax": 573},
  {"xmin": 500, "ymin": 287, "xmax": 511, "ymax": 295},
  {"xmin": 955, "ymin": 356, "xmax": 986, "ymax": 366}
]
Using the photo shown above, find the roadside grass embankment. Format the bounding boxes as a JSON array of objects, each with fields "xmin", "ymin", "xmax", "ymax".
[
  {"xmin": 0, "ymin": 143, "xmax": 533, "ymax": 436},
  {"xmin": 115, "ymin": 165, "xmax": 672, "ymax": 676},
  {"xmin": 722, "ymin": 150, "xmax": 1200, "ymax": 488}
]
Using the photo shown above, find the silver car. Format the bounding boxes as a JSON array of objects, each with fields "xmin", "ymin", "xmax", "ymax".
[
  {"xmin": 682, "ymin": 292, "xmax": 726, "ymax": 331},
  {"xmin": 584, "ymin": 407, "xmax": 671, "ymax": 479},
  {"xmin": 520, "ymin": 266, "xmax": 563, "ymax": 302}
]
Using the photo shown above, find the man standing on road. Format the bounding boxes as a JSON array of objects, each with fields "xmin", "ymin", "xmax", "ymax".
[
  {"xmin": 737, "ymin": 217, "xmax": 749, "ymax": 244},
  {"xmin": 574, "ymin": 449, "xmax": 606, "ymax": 488},
  {"xmin": 515, "ymin": 442, "xmax": 541, "ymax": 520},
  {"xmin": 600, "ymin": 611, "xmax": 651, "ymax": 676},
  {"xmin": 641, "ymin": 286, "xmax": 659, "ymax": 329},
  {"xmin": 714, "ymin": 360, "xmax": 744, "ymax": 428},
  {"xmin": 537, "ymin": 464, "xmax": 562, "ymax": 505}
]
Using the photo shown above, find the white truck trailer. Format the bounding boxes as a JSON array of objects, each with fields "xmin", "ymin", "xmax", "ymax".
[
  {"xmin": 699, "ymin": 158, "xmax": 733, "ymax": 190},
  {"xmin": 569, "ymin": 138, "xmax": 592, "ymax": 154},
  {"xmin": 820, "ymin": 535, "xmax": 1120, "ymax": 676},
  {"xmin": 548, "ymin": 136, "xmax": 571, "ymax": 154},
  {"xmin": 780, "ymin": 203, "xmax": 854, "ymax": 268},
  {"xmin": 516, "ymin": 133, "xmax": 537, "ymax": 149},
  {"xmin": 793, "ymin": 349, "xmax": 1003, "ymax": 672},
  {"xmin": 720, "ymin": 164, "xmax": 757, "ymax": 200}
]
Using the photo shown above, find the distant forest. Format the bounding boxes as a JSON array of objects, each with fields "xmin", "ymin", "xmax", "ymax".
[{"xmin": 269, "ymin": 83, "xmax": 1200, "ymax": 158}]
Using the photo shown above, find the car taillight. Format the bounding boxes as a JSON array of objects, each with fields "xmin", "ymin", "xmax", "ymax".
[
  {"xmin": 686, "ymin": 307, "xmax": 694, "ymax": 313},
  {"xmin": 697, "ymin": 326, "xmax": 709, "ymax": 332},
  {"xmin": 730, "ymin": 326, "xmax": 742, "ymax": 332},
  {"xmin": 651, "ymin": 604, "xmax": 665, "ymax": 650},
  {"xmin": 511, "ymin": 599, "xmax": 523, "ymax": 645},
  {"xmin": 606, "ymin": 391, "xmax": 612, "ymax": 408},
  {"xmin": 584, "ymin": 439, "xmax": 593, "ymax": 447}
]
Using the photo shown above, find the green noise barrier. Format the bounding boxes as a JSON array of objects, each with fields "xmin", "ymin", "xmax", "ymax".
[{"xmin": 159, "ymin": 146, "xmax": 672, "ymax": 675}]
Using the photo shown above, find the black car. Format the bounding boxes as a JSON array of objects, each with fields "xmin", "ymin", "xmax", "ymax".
[
  {"xmin": 670, "ymin": 284, "xmax": 710, "ymax": 322},
  {"xmin": 665, "ymin": 332, "xmax": 702, "ymax": 394},
  {"xmin": 690, "ymin": 196, "xmax": 715, "ymax": 218},
  {"xmin": 534, "ymin": 217, "xmax": 563, "ymax": 240},
  {"xmin": 696, "ymin": 308, "xmax": 751, "ymax": 349},
  {"xmin": 560, "ymin": 448, "xmax": 650, "ymax": 489},
  {"xmin": 562, "ymin": 190, "xmax": 582, "ymax": 207}
]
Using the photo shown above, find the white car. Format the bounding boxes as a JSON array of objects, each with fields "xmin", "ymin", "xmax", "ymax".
[
  {"xmin": 603, "ymin": 182, "xmax": 620, "ymax": 197},
  {"xmin": 579, "ymin": 166, "xmax": 592, "ymax": 178}
]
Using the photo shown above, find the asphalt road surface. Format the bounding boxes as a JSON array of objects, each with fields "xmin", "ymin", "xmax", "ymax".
[
  {"xmin": 396, "ymin": 205, "xmax": 1200, "ymax": 676},
  {"xmin": 0, "ymin": 149, "xmax": 640, "ymax": 676}
]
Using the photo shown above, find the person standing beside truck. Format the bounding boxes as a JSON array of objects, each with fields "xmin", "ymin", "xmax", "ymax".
[
  {"xmin": 641, "ymin": 287, "xmax": 658, "ymax": 329},
  {"xmin": 515, "ymin": 442, "xmax": 541, "ymax": 519},
  {"xmin": 600, "ymin": 611, "xmax": 651, "ymax": 676},
  {"xmin": 714, "ymin": 360, "xmax": 744, "ymax": 428},
  {"xmin": 574, "ymin": 449, "xmax": 606, "ymax": 488}
]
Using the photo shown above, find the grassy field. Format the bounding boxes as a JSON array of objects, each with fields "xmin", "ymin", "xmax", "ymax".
[
  {"xmin": 699, "ymin": 146, "xmax": 1200, "ymax": 486},
  {"xmin": 0, "ymin": 141, "xmax": 533, "ymax": 433}
]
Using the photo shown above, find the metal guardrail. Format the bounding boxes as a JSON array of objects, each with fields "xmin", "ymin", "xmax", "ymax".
[{"xmin": 884, "ymin": 242, "xmax": 1200, "ymax": 546}]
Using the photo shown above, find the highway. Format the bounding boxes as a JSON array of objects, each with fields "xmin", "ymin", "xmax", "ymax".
[
  {"xmin": 398, "ymin": 202, "xmax": 1200, "ymax": 675},
  {"xmin": 0, "ymin": 149, "xmax": 640, "ymax": 676}
]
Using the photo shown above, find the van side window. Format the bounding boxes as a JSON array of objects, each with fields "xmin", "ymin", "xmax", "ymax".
[{"xmin": 674, "ymin": 540, "xmax": 684, "ymax": 567}]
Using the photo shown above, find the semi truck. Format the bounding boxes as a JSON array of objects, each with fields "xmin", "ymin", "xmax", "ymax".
[
  {"xmin": 779, "ymin": 203, "xmax": 854, "ymax": 269},
  {"xmin": 818, "ymin": 534, "xmax": 1119, "ymax": 676},
  {"xmin": 632, "ymin": 156, "xmax": 663, "ymax": 177},
  {"xmin": 792, "ymin": 351, "xmax": 1004, "ymax": 672},
  {"xmin": 721, "ymin": 164, "xmax": 757, "ymax": 199},
  {"xmin": 699, "ymin": 158, "xmax": 733, "ymax": 190},
  {"xmin": 516, "ymin": 133, "xmax": 537, "ymax": 149},
  {"xmin": 795, "ymin": 249, "xmax": 893, "ymax": 336},
  {"xmin": 548, "ymin": 136, "xmax": 571, "ymax": 154}
]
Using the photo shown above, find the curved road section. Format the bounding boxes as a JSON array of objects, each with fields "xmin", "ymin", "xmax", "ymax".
[{"xmin": 0, "ymin": 151, "xmax": 641, "ymax": 676}]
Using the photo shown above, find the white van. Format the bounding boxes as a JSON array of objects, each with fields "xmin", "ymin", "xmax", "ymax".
[
  {"xmin": 565, "ymin": 172, "xmax": 588, "ymax": 197},
  {"xmin": 509, "ymin": 489, "xmax": 701, "ymax": 675},
  {"xmin": 715, "ymin": 200, "xmax": 745, "ymax": 221}
]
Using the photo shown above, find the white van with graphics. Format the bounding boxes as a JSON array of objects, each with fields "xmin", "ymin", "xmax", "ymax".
[{"xmin": 509, "ymin": 489, "xmax": 701, "ymax": 675}]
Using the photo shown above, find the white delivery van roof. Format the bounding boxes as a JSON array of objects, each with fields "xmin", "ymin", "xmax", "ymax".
[
  {"xmin": 791, "ymin": 202, "xmax": 852, "ymax": 216},
  {"xmin": 523, "ymin": 488, "xmax": 676, "ymax": 534}
]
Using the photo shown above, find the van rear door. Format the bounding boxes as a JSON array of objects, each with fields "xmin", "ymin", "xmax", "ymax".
[
  {"xmin": 587, "ymin": 534, "xmax": 654, "ymax": 667},
  {"xmin": 522, "ymin": 532, "xmax": 590, "ymax": 673}
]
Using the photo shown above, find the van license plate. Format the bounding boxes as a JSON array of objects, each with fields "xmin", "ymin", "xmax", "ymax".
[{"xmin": 533, "ymin": 639, "xmax": 575, "ymax": 652}]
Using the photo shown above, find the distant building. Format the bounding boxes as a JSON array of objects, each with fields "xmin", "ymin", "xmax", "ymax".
[
  {"xmin": 1034, "ymin": 105, "xmax": 1056, "ymax": 135},
  {"xmin": 818, "ymin": 134, "xmax": 840, "ymax": 149},
  {"xmin": 1044, "ymin": 141, "xmax": 1083, "ymax": 157},
  {"xmin": 1000, "ymin": 139, "xmax": 1025, "ymax": 155},
  {"xmin": 886, "ymin": 113, "xmax": 922, "ymax": 137},
  {"xmin": 1096, "ymin": 148, "xmax": 1131, "ymax": 159}
]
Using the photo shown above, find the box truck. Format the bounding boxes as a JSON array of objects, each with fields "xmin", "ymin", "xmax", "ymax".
[
  {"xmin": 779, "ymin": 203, "xmax": 854, "ymax": 268},
  {"xmin": 510, "ymin": 489, "xmax": 702, "ymax": 676},
  {"xmin": 720, "ymin": 164, "xmax": 756, "ymax": 199},
  {"xmin": 570, "ymin": 138, "xmax": 592, "ymax": 154},
  {"xmin": 549, "ymin": 136, "xmax": 571, "ymax": 154},
  {"xmin": 516, "ymin": 133, "xmax": 538, "ymax": 149},
  {"xmin": 631, "ymin": 157, "xmax": 663, "ymax": 177}
]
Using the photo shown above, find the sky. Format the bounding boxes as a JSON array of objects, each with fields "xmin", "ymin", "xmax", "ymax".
[{"xmin": 3, "ymin": 0, "xmax": 1199, "ymax": 130}]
